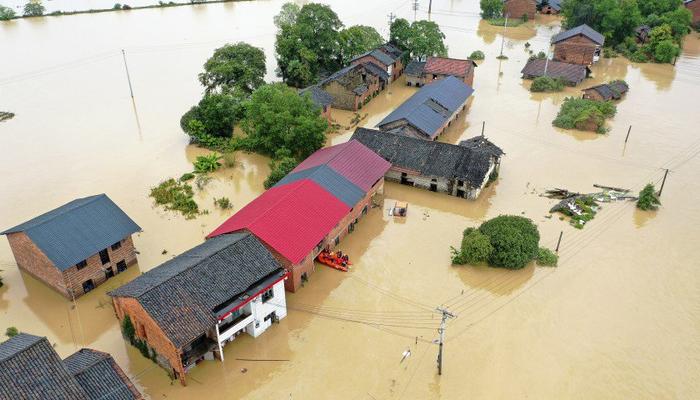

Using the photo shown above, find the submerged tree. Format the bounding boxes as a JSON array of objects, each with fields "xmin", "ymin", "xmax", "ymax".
[
  {"xmin": 180, "ymin": 91, "xmax": 246, "ymax": 140},
  {"xmin": 480, "ymin": 0, "xmax": 503, "ymax": 19},
  {"xmin": 198, "ymin": 43, "xmax": 266, "ymax": 95},
  {"xmin": 0, "ymin": 5, "xmax": 16, "ymax": 20},
  {"xmin": 338, "ymin": 25, "xmax": 384, "ymax": 65},
  {"xmin": 637, "ymin": 183, "xmax": 661, "ymax": 211},
  {"xmin": 390, "ymin": 18, "xmax": 447, "ymax": 61},
  {"xmin": 23, "ymin": 0, "xmax": 45, "ymax": 16}
]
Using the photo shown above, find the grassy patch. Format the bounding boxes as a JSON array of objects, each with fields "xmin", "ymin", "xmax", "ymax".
[
  {"xmin": 150, "ymin": 178, "xmax": 199, "ymax": 219},
  {"xmin": 487, "ymin": 17, "xmax": 526, "ymax": 27},
  {"xmin": 530, "ymin": 76, "xmax": 565, "ymax": 93}
]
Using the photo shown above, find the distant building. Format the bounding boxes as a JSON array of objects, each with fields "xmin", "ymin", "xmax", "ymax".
[
  {"xmin": 1, "ymin": 194, "xmax": 140, "ymax": 298},
  {"xmin": 685, "ymin": 0, "xmax": 700, "ymax": 24},
  {"xmin": 503, "ymin": 0, "xmax": 536, "ymax": 20},
  {"xmin": 377, "ymin": 75, "xmax": 474, "ymax": 140},
  {"xmin": 0, "ymin": 333, "xmax": 143, "ymax": 399},
  {"xmin": 350, "ymin": 43, "xmax": 406, "ymax": 82},
  {"xmin": 582, "ymin": 81, "xmax": 629, "ymax": 101},
  {"xmin": 352, "ymin": 128, "xmax": 504, "ymax": 200},
  {"xmin": 404, "ymin": 56, "xmax": 477, "ymax": 87},
  {"xmin": 521, "ymin": 58, "xmax": 591, "ymax": 86},
  {"xmin": 109, "ymin": 233, "xmax": 288, "ymax": 385},
  {"xmin": 300, "ymin": 86, "xmax": 334, "ymax": 121},
  {"xmin": 537, "ymin": 0, "xmax": 561, "ymax": 14},
  {"xmin": 208, "ymin": 140, "xmax": 390, "ymax": 292},
  {"xmin": 634, "ymin": 25, "xmax": 651, "ymax": 43},
  {"xmin": 318, "ymin": 63, "xmax": 387, "ymax": 111},
  {"xmin": 551, "ymin": 24, "xmax": 605, "ymax": 65}
]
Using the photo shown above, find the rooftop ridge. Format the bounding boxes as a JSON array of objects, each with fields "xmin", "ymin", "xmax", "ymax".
[{"xmin": 2, "ymin": 194, "xmax": 104, "ymax": 234}]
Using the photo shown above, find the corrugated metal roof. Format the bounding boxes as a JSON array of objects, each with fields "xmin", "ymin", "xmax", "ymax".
[
  {"xmin": 207, "ymin": 180, "xmax": 350, "ymax": 264},
  {"xmin": 552, "ymin": 24, "xmax": 605, "ymax": 45},
  {"xmin": 275, "ymin": 165, "xmax": 365, "ymax": 207},
  {"xmin": 292, "ymin": 140, "xmax": 391, "ymax": 191},
  {"xmin": 377, "ymin": 76, "xmax": 474, "ymax": 139}
]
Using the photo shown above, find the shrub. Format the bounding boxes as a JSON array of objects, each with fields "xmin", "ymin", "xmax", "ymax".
[
  {"xmin": 112, "ymin": 3, "xmax": 121, "ymax": 9},
  {"xmin": 121, "ymin": 316, "xmax": 135, "ymax": 342},
  {"xmin": 179, "ymin": 172, "xmax": 195, "ymax": 182},
  {"xmin": 264, "ymin": 157, "xmax": 298, "ymax": 189},
  {"xmin": 193, "ymin": 153, "xmax": 222, "ymax": 173},
  {"xmin": 214, "ymin": 197, "xmax": 232, "ymax": 209},
  {"xmin": 603, "ymin": 47, "xmax": 617, "ymax": 58},
  {"xmin": 121, "ymin": 4, "xmax": 131, "ymax": 9},
  {"xmin": 536, "ymin": 247, "xmax": 558, "ymax": 266},
  {"xmin": 469, "ymin": 50, "xmax": 485, "ymax": 60},
  {"xmin": 0, "ymin": 5, "xmax": 16, "ymax": 20},
  {"xmin": 653, "ymin": 40, "xmax": 680, "ymax": 63},
  {"xmin": 529, "ymin": 51, "xmax": 547, "ymax": 61},
  {"xmin": 637, "ymin": 183, "xmax": 661, "ymax": 211},
  {"xmin": 530, "ymin": 76, "xmax": 565, "ymax": 92},
  {"xmin": 553, "ymin": 97, "xmax": 617, "ymax": 133},
  {"xmin": 479, "ymin": 215, "xmax": 540, "ymax": 269},
  {"xmin": 150, "ymin": 179, "xmax": 199, "ymax": 219},
  {"xmin": 5, "ymin": 327, "xmax": 19, "ymax": 338},
  {"xmin": 480, "ymin": 0, "xmax": 503, "ymax": 19},
  {"xmin": 459, "ymin": 229, "xmax": 493, "ymax": 265},
  {"xmin": 630, "ymin": 49, "xmax": 650, "ymax": 63},
  {"xmin": 222, "ymin": 152, "xmax": 236, "ymax": 168}
]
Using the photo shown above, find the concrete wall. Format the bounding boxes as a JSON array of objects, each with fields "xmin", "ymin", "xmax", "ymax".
[
  {"xmin": 504, "ymin": 0, "xmax": 536, "ymax": 19},
  {"xmin": 553, "ymin": 35, "xmax": 599, "ymax": 65},
  {"xmin": 245, "ymin": 280, "xmax": 287, "ymax": 338}
]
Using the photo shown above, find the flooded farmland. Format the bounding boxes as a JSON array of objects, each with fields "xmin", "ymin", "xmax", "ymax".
[{"xmin": 1, "ymin": 0, "xmax": 700, "ymax": 398}]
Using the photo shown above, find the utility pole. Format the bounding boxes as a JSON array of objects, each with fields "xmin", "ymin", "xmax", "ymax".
[
  {"xmin": 499, "ymin": 16, "xmax": 509, "ymax": 58},
  {"xmin": 481, "ymin": 121, "xmax": 485, "ymax": 137},
  {"xmin": 412, "ymin": 0, "xmax": 419, "ymax": 21},
  {"xmin": 428, "ymin": 0, "xmax": 432, "ymax": 15},
  {"xmin": 435, "ymin": 307, "xmax": 455, "ymax": 376},
  {"xmin": 625, "ymin": 125, "xmax": 632, "ymax": 143},
  {"xmin": 658, "ymin": 169, "xmax": 669, "ymax": 197},
  {"xmin": 121, "ymin": 49, "xmax": 134, "ymax": 99},
  {"xmin": 388, "ymin": 12, "xmax": 396, "ymax": 27},
  {"xmin": 543, "ymin": 49, "xmax": 551, "ymax": 76},
  {"xmin": 555, "ymin": 231, "xmax": 563, "ymax": 253}
]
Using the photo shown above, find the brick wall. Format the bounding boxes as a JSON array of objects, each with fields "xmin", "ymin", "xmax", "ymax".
[
  {"xmin": 687, "ymin": 1, "xmax": 700, "ymax": 24},
  {"xmin": 553, "ymin": 35, "xmax": 598, "ymax": 65},
  {"xmin": 6, "ymin": 232, "xmax": 69, "ymax": 297},
  {"xmin": 504, "ymin": 0, "xmax": 536, "ymax": 20}
]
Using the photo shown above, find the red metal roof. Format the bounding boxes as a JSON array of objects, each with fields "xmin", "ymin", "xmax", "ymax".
[
  {"xmin": 424, "ymin": 57, "xmax": 475, "ymax": 78},
  {"xmin": 207, "ymin": 180, "xmax": 349, "ymax": 264},
  {"xmin": 292, "ymin": 140, "xmax": 391, "ymax": 191}
]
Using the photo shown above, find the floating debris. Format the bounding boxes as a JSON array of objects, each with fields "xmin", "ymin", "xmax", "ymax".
[
  {"xmin": 544, "ymin": 185, "xmax": 636, "ymax": 229},
  {"xmin": 0, "ymin": 111, "xmax": 15, "ymax": 123}
]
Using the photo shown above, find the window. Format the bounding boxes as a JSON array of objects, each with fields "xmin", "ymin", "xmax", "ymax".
[
  {"xmin": 334, "ymin": 236, "xmax": 340, "ymax": 246},
  {"xmin": 261, "ymin": 288, "xmax": 274, "ymax": 303},
  {"xmin": 264, "ymin": 312, "xmax": 277, "ymax": 323},
  {"xmin": 82, "ymin": 279, "xmax": 95, "ymax": 293},
  {"xmin": 457, "ymin": 180, "xmax": 464, "ymax": 186},
  {"xmin": 105, "ymin": 267, "xmax": 114, "ymax": 279},
  {"xmin": 116, "ymin": 260, "xmax": 127, "ymax": 273},
  {"xmin": 75, "ymin": 260, "xmax": 87, "ymax": 270},
  {"xmin": 99, "ymin": 249, "xmax": 110, "ymax": 265},
  {"xmin": 111, "ymin": 241, "xmax": 122, "ymax": 251}
]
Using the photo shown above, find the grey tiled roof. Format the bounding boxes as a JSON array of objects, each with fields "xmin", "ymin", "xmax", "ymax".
[
  {"xmin": 459, "ymin": 136, "xmax": 506, "ymax": 158},
  {"xmin": 300, "ymin": 86, "xmax": 334, "ymax": 107},
  {"xmin": 521, "ymin": 59, "xmax": 590, "ymax": 85},
  {"xmin": 537, "ymin": 0, "xmax": 561, "ymax": 10},
  {"xmin": 362, "ymin": 61, "xmax": 390, "ymax": 82},
  {"xmin": 351, "ymin": 128, "xmax": 502, "ymax": 187},
  {"xmin": 351, "ymin": 49, "xmax": 395, "ymax": 66},
  {"xmin": 379, "ymin": 43, "xmax": 404, "ymax": 59},
  {"xmin": 552, "ymin": 24, "xmax": 605, "ymax": 45},
  {"xmin": 584, "ymin": 81, "xmax": 629, "ymax": 100},
  {"xmin": 1, "ymin": 194, "xmax": 140, "ymax": 270},
  {"xmin": 64, "ymin": 349, "xmax": 140, "ymax": 400},
  {"xmin": 405, "ymin": 61, "xmax": 426, "ymax": 76},
  {"xmin": 377, "ymin": 75, "xmax": 474, "ymax": 138},
  {"xmin": 109, "ymin": 233, "xmax": 284, "ymax": 349},
  {"xmin": 275, "ymin": 165, "xmax": 365, "ymax": 207}
]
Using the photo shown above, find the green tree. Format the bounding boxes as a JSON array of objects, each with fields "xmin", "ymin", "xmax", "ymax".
[
  {"xmin": 198, "ymin": 43, "xmax": 266, "ymax": 95},
  {"xmin": 480, "ymin": 0, "xmax": 503, "ymax": 19},
  {"xmin": 561, "ymin": 0, "xmax": 642, "ymax": 45},
  {"xmin": 339, "ymin": 25, "xmax": 384, "ymax": 64},
  {"xmin": 469, "ymin": 50, "xmax": 486, "ymax": 60},
  {"xmin": 181, "ymin": 91, "xmax": 246, "ymax": 139},
  {"xmin": 479, "ymin": 216, "xmax": 540, "ymax": 269},
  {"xmin": 452, "ymin": 228, "xmax": 493, "ymax": 265},
  {"xmin": 638, "ymin": 0, "xmax": 682, "ymax": 17},
  {"xmin": 536, "ymin": 247, "xmax": 558, "ymax": 266},
  {"xmin": 5, "ymin": 327, "xmax": 19, "ymax": 338},
  {"xmin": 23, "ymin": 0, "xmax": 45, "ymax": 16},
  {"xmin": 637, "ymin": 183, "xmax": 661, "ymax": 210},
  {"xmin": 654, "ymin": 39, "xmax": 680, "ymax": 62},
  {"xmin": 648, "ymin": 23, "xmax": 681, "ymax": 62},
  {"xmin": 264, "ymin": 157, "xmax": 299, "ymax": 189},
  {"xmin": 273, "ymin": 2, "xmax": 299, "ymax": 28},
  {"xmin": 407, "ymin": 20, "xmax": 448, "ymax": 60},
  {"xmin": 389, "ymin": 18, "xmax": 412, "ymax": 51},
  {"xmin": 659, "ymin": 6, "xmax": 692, "ymax": 38},
  {"xmin": 0, "ymin": 5, "xmax": 16, "ymax": 20},
  {"xmin": 553, "ymin": 97, "xmax": 617, "ymax": 133},
  {"xmin": 241, "ymin": 83, "xmax": 327, "ymax": 160}
]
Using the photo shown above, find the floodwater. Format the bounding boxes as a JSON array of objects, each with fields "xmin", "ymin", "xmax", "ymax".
[{"xmin": 1, "ymin": 1, "xmax": 700, "ymax": 398}]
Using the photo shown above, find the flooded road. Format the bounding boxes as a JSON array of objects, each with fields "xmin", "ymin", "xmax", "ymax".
[{"xmin": 2, "ymin": 1, "xmax": 700, "ymax": 398}]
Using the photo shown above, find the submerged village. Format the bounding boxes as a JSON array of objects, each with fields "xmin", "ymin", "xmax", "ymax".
[{"xmin": 1, "ymin": 0, "xmax": 700, "ymax": 399}]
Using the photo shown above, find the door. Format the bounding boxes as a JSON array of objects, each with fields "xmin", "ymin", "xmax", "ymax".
[
  {"xmin": 99, "ymin": 249, "xmax": 110, "ymax": 264},
  {"xmin": 82, "ymin": 279, "xmax": 95, "ymax": 293},
  {"xmin": 105, "ymin": 267, "xmax": 114, "ymax": 279}
]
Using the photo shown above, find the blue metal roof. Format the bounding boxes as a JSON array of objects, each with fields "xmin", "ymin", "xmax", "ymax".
[
  {"xmin": 2, "ymin": 194, "xmax": 141, "ymax": 270},
  {"xmin": 377, "ymin": 76, "xmax": 474, "ymax": 139},
  {"xmin": 274, "ymin": 165, "xmax": 365, "ymax": 207}
]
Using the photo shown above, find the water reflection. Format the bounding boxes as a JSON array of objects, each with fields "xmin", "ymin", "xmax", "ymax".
[
  {"xmin": 454, "ymin": 263, "xmax": 535, "ymax": 296},
  {"xmin": 633, "ymin": 208, "xmax": 658, "ymax": 228}
]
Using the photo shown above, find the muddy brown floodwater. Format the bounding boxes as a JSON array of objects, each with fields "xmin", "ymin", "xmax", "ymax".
[{"xmin": 1, "ymin": 1, "xmax": 700, "ymax": 398}]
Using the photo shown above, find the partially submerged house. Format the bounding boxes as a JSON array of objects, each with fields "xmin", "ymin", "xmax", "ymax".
[
  {"xmin": 503, "ymin": 0, "xmax": 536, "ymax": 20},
  {"xmin": 537, "ymin": 0, "xmax": 561, "ymax": 14},
  {"xmin": 1, "ymin": 194, "xmax": 140, "ymax": 298},
  {"xmin": 208, "ymin": 140, "xmax": 390, "ymax": 292},
  {"xmin": 0, "ymin": 333, "xmax": 143, "ymax": 399},
  {"xmin": 300, "ymin": 85, "xmax": 334, "ymax": 121},
  {"xmin": 351, "ymin": 128, "xmax": 504, "ymax": 200},
  {"xmin": 109, "ymin": 233, "xmax": 288, "ymax": 385},
  {"xmin": 404, "ymin": 56, "xmax": 477, "ymax": 87},
  {"xmin": 685, "ymin": 0, "xmax": 700, "ymax": 24},
  {"xmin": 318, "ymin": 63, "xmax": 387, "ymax": 111},
  {"xmin": 350, "ymin": 43, "xmax": 406, "ymax": 82},
  {"xmin": 582, "ymin": 81, "xmax": 629, "ymax": 101},
  {"xmin": 521, "ymin": 58, "xmax": 590, "ymax": 86},
  {"xmin": 377, "ymin": 75, "xmax": 474, "ymax": 140},
  {"xmin": 552, "ymin": 24, "xmax": 605, "ymax": 65}
]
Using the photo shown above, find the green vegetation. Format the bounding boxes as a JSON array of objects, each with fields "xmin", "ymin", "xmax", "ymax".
[
  {"xmin": 529, "ymin": 51, "xmax": 547, "ymax": 61},
  {"xmin": 5, "ymin": 327, "xmax": 19, "ymax": 338},
  {"xmin": 452, "ymin": 216, "xmax": 547, "ymax": 270},
  {"xmin": 487, "ymin": 17, "xmax": 526, "ymax": 27},
  {"xmin": 0, "ymin": 5, "xmax": 16, "ymax": 20},
  {"xmin": 150, "ymin": 178, "xmax": 199, "ymax": 219},
  {"xmin": 24, "ymin": 1, "xmax": 45, "ymax": 16},
  {"xmin": 179, "ymin": 172, "xmax": 195, "ymax": 182},
  {"xmin": 553, "ymin": 97, "xmax": 617, "ymax": 133},
  {"xmin": 193, "ymin": 153, "xmax": 222, "ymax": 173},
  {"xmin": 213, "ymin": 197, "xmax": 232, "ymax": 209},
  {"xmin": 181, "ymin": 91, "xmax": 246, "ymax": 141},
  {"xmin": 469, "ymin": 50, "xmax": 485, "ymax": 60},
  {"xmin": 264, "ymin": 157, "xmax": 298, "ymax": 189},
  {"xmin": 199, "ymin": 43, "xmax": 266, "ymax": 95},
  {"xmin": 390, "ymin": 18, "xmax": 448, "ymax": 61},
  {"xmin": 121, "ymin": 315, "xmax": 136, "ymax": 342},
  {"xmin": 479, "ymin": 0, "xmax": 503, "ymax": 19},
  {"xmin": 222, "ymin": 152, "xmax": 236, "ymax": 167},
  {"xmin": 530, "ymin": 76, "xmax": 565, "ymax": 92},
  {"xmin": 536, "ymin": 247, "xmax": 559, "ymax": 266},
  {"xmin": 637, "ymin": 183, "xmax": 661, "ymax": 211},
  {"xmin": 339, "ymin": 25, "xmax": 384, "ymax": 65},
  {"xmin": 121, "ymin": 315, "xmax": 156, "ymax": 361}
]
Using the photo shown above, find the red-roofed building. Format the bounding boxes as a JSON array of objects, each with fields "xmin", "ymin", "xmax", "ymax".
[
  {"xmin": 422, "ymin": 56, "xmax": 477, "ymax": 86},
  {"xmin": 209, "ymin": 141, "xmax": 390, "ymax": 291}
]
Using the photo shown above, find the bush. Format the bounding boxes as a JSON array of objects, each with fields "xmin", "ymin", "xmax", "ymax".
[
  {"xmin": 530, "ymin": 76, "xmax": 565, "ymax": 93},
  {"xmin": 637, "ymin": 183, "xmax": 661, "ymax": 211},
  {"xmin": 179, "ymin": 172, "xmax": 195, "ymax": 182},
  {"xmin": 457, "ymin": 228, "xmax": 493, "ymax": 265},
  {"xmin": 112, "ymin": 3, "xmax": 121, "ymax": 9},
  {"xmin": 214, "ymin": 197, "xmax": 232, "ymax": 209},
  {"xmin": 23, "ymin": 1, "xmax": 45, "ymax": 16},
  {"xmin": 121, "ymin": 316, "xmax": 135, "ymax": 342},
  {"xmin": 0, "ymin": 5, "xmax": 16, "ymax": 20},
  {"xmin": 6, "ymin": 327, "xmax": 19, "ymax": 338},
  {"xmin": 469, "ymin": 50, "xmax": 485, "ymax": 60},
  {"xmin": 121, "ymin": 4, "xmax": 131, "ymax": 9},
  {"xmin": 536, "ymin": 247, "xmax": 558, "ymax": 266},
  {"xmin": 480, "ymin": 0, "xmax": 503, "ymax": 19},
  {"xmin": 553, "ymin": 97, "xmax": 617, "ymax": 133},
  {"xmin": 528, "ymin": 51, "xmax": 547, "ymax": 61},
  {"xmin": 193, "ymin": 153, "xmax": 222, "ymax": 173},
  {"xmin": 264, "ymin": 157, "xmax": 298, "ymax": 189},
  {"xmin": 630, "ymin": 49, "xmax": 650, "ymax": 63},
  {"xmin": 150, "ymin": 179, "xmax": 199, "ymax": 219},
  {"xmin": 653, "ymin": 40, "xmax": 680, "ymax": 63},
  {"xmin": 479, "ymin": 215, "xmax": 540, "ymax": 269}
]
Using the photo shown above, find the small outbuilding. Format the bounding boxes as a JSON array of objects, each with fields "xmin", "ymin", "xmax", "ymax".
[
  {"xmin": 582, "ymin": 81, "xmax": 629, "ymax": 101},
  {"xmin": 634, "ymin": 25, "xmax": 651, "ymax": 44},
  {"xmin": 537, "ymin": 0, "xmax": 561, "ymax": 14},
  {"xmin": 1, "ymin": 194, "xmax": 140, "ymax": 298},
  {"xmin": 350, "ymin": 43, "xmax": 406, "ymax": 82},
  {"xmin": 405, "ymin": 60, "xmax": 426, "ymax": 86},
  {"xmin": 503, "ymin": 0, "xmax": 536, "ymax": 20},
  {"xmin": 521, "ymin": 58, "xmax": 591, "ymax": 86},
  {"xmin": 552, "ymin": 24, "xmax": 605, "ymax": 65},
  {"xmin": 405, "ymin": 57, "xmax": 477, "ymax": 87}
]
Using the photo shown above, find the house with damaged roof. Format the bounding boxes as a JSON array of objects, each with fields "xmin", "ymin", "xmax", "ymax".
[
  {"xmin": 351, "ymin": 128, "xmax": 504, "ymax": 200},
  {"xmin": 405, "ymin": 56, "xmax": 477, "ymax": 87},
  {"xmin": 582, "ymin": 81, "xmax": 629, "ymax": 101},
  {"xmin": 300, "ymin": 85, "xmax": 334, "ymax": 121},
  {"xmin": 317, "ymin": 63, "xmax": 388, "ymax": 111},
  {"xmin": 503, "ymin": 0, "xmax": 536, "ymax": 20},
  {"xmin": 1, "ymin": 194, "xmax": 140, "ymax": 298},
  {"xmin": 0, "ymin": 333, "xmax": 143, "ymax": 399},
  {"xmin": 377, "ymin": 75, "xmax": 474, "ymax": 140},
  {"xmin": 109, "ymin": 232, "xmax": 288, "ymax": 385},
  {"xmin": 552, "ymin": 24, "xmax": 605, "ymax": 65},
  {"xmin": 350, "ymin": 42, "xmax": 406, "ymax": 82},
  {"xmin": 521, "ymin": 58, "xmax": 591, "ymax": 86}
]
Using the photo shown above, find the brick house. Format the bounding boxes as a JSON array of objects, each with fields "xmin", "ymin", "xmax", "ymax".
[
  {"xmin": 503, "ymin": 0, "xmax": 536, "ymax": 20},
  {"xmin": 318, "ymin": 63, "xmax": 387, "ymax": 111},
  {"xmin": 537, "ymin": 0, "xmax": 561, "ymax": 14},
  {"xmin": 404, "ymin": 60, "xmax": 426, "ymax": 86},
  {"xmin": 350, "ymin": 43, "xmax": 406, "ymax": 81},
  {"xmin": 352, "ymin": 128, "xmax": 504, "ymax": 200},
  {"xmin": 405, "ymin": 57, "xmax": 477, "ymax": 87},
  {"xmin": 582, "ymin": 81, "xmax": 629, "ymax": 101},
  {"xmin": 300, "ymin": 85, "xmax": 334, "ymax": 121},
  {"xmin": 521, "ymin": 58, "xmax": 591, "ymax": 86},
  {"xmin": 208, "ymin": 140, "xmax": 391, "ymax": 292},
  {"xmin": 0, "ymin": 333, "xmax": 143, "ymax": 399},
  {"xmin": 686, "ymin": 0, "xmax": 700, "ymax": 24},
  {"xmin": 377, "ymin": 75, "xmax": 474, "ymax": 141},
  {"xmin": 552, "ymin": 24, "xmax": 605, "ymax": 65},
  {"xmin": 109, "ymin": 233, "xmax": 288, "ymax": 385},
  {"xmin": 1, "ymin": 194, "xmax": 140, "ymax": 299}
]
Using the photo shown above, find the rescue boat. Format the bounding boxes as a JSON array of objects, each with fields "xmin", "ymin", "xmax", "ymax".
[{"xmin": 316, "ymin": 250, "xmax": 349, "ymax": 272}]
